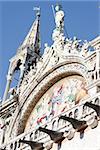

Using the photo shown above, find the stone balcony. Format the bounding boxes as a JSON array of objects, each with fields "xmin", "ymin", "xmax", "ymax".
[{"xmin": 0, "ymin": 93, "xmax": 100, "ymax": 150}]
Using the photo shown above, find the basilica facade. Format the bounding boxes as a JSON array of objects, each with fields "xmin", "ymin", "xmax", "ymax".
[{"xmin": 0, "ymin": 4, "xmax": 100, "ymax": 150}]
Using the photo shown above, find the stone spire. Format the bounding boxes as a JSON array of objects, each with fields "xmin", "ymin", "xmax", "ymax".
[
  {"xmin": 17, "ymin": 7, "xmax": 41, "ymax": 54},
  {"xmin": 3, "ymin": 8, "xmax": 41, "ymax": 101}
]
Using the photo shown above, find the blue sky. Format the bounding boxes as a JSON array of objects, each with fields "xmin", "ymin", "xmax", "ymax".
[{"xmin": 0, "ymin": 0, "xmax": 99, "ymax": 99}]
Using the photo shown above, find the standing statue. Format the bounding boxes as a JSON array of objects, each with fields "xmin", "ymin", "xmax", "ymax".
[
  {"xmin": 52, "ymin": 4, "xmax": 65, "ymax": 51},
  {"xmin": 71, "ymin": 37, "xmax": 81, "ymax": 53},
  {"xmin": 55, "ymin": 4, "xmax": 64, "ymax": 32},
  {"xmin": 81, "ymin": 40, "xmax": 89, "ymax": 57}
]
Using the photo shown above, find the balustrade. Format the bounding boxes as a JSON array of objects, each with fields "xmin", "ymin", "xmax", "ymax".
[{"xmin": 91, "ymin": 69, "xmax": 100, "ymax": 82}]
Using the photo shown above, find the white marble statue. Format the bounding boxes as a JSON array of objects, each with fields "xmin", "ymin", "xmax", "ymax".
[
  {"xmin": 81, "ymin": 40, "xmax": 89, "ymax": 57},
  {"xmin": 55, "ymin": 4, "xmax": 64, "ymax": 31}
]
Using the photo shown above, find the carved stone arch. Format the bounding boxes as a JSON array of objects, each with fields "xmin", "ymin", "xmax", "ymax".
[
  {"xmin": 8, "ymin": 60, "xmax": 89, "ymax": 138},
  {"xmin": 16, "ymin": 62, "xmax": 88, "ymax": 135}
]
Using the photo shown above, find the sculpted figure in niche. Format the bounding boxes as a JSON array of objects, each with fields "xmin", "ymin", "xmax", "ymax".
[
  {"xmin": 44, "ymin": 43, "xmax": 49, "ymax": 54},
  {"xmin": 9, "ymin": 87, "xmax": 16, "ymax": 99}
]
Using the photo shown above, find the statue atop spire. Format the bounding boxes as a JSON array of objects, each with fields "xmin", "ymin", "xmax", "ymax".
[
  {"xmin": 52, "ymin": 4, "xmax": 65, "ymax": 51},
  {"xmin": 55, "ymin": 4, "xmax": 64, "ymax": 32},
  {"xmin": 52, "ymin": 4, "xmax": 65, "ymax": 42}
]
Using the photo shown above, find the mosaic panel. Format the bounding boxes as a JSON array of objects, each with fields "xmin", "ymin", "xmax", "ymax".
[{"xmin": 25, "ymin": 75, "xmax": 88, "ymax": 130}]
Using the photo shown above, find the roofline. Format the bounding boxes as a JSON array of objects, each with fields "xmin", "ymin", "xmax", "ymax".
[{"xmin": 89, "ymin": 36, "xmax": 100, "ymax": 47}]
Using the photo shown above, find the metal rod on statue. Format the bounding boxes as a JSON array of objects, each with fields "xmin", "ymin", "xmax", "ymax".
[{"xmin": 52, "ymin": 5, "xmax": 55, "ymax": 19}]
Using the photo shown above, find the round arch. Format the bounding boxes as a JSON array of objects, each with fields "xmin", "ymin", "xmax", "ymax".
[{"xmin": 8, "ymin": 60, "xmax": 89, "ymax": 137}]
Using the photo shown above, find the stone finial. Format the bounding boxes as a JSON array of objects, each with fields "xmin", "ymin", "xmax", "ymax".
[{"xmin": 34, "ymin": 7, "xmax": 40, "ymax": 17}]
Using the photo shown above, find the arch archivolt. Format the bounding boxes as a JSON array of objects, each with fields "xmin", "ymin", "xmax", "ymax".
[{"xmin": 9, "ymin": 61, "xmax": 89, "ymax": 136}]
